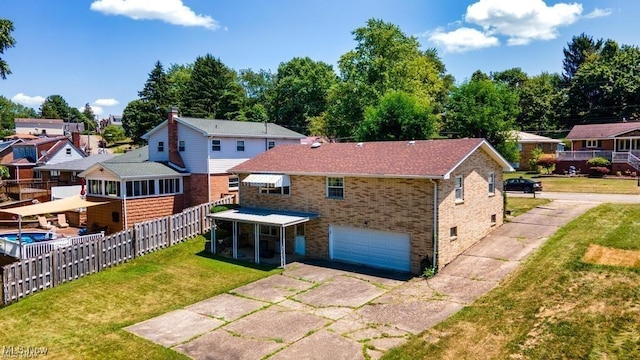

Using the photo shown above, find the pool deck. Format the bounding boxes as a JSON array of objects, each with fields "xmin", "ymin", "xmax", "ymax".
[{"xmin": 0, "ymin": 226, "xmax": 85, "ymax": 239}]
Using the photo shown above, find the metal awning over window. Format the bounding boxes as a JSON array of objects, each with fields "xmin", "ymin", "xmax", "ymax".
[{"xmin": 242, "ymin": 174, "xmax": 290, "ymax": 187}]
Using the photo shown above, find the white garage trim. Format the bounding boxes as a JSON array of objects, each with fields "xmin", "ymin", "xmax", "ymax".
[{"xmin": 329, "ymin": 225, "xmax": 411, "ymax": 272}]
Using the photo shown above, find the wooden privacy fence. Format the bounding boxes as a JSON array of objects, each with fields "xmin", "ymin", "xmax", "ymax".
[{"xmin": 1, "ymin": 196, "xmax": 234, "ymax": 305}]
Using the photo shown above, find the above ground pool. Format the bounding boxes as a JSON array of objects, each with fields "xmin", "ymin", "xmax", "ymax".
[{"xmin": 0, "ymin": 232, "xmax": 56, "ymax": 244}]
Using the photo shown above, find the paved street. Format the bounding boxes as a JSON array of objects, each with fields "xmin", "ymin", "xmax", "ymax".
[{"xmin": 508, "ymin": 191, "xmax": 640, "ymax": 203}]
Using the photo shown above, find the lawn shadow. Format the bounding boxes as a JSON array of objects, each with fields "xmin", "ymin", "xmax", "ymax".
[{"xmin": 195, "ymin": 249, "xmax": 280, "ymax": 272}]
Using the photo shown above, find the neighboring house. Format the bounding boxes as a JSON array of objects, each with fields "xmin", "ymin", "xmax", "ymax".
[
  {"xmin": 142, "ymin": 107, "xmax": 305, "ymax": 207},
  {"xmin": 557, "ymin": 122, "xmax": 640, "ymax": 174},
  {"xmin": 63, "ymin": 122, "xmax": 85, "ymax": 135},
  {"xmin": 2, "ymin": 134, "xmax": 85, "ymax": 181},
  {"xmin": 108, "ymin": 114, "xmax": 123, "ymax": 127},
  {"xmin": 213, "ymin": 139, "xmax": 513, "ymax": 274},
  {"xmin": 14, "ymin": 118, "xmax": 64, "ymax": 136},
  {"xmin": 0, "ymin": 139, "xmax": 23, "ymax": 164},
  {"xmin": 513, "ymin": 131, "xmax": 563, "ymax": 171},
  {"xmin": 80, "ymin": 146, "xmax": 187, "ymax": 233},
  {"xmin": 35, "ymin": 153, "xmax": 115, "ymax": 186}
]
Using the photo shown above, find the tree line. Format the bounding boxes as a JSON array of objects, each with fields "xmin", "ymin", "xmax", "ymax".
[{"xmin": 2, "ymin": 18, "xmax": 640, "ymax": 163}]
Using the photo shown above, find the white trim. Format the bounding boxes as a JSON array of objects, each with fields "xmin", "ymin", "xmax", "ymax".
[
  {"xmin": 326, "ymin": 176, "xmax": 344, "ymax": 199},
  {"xmin": 454, "ymin": 175, "xmax": 464, "ymax": 202},
  {"xmin": 488, "ymin": 172, "xmax": 495, "ymax": 195}
]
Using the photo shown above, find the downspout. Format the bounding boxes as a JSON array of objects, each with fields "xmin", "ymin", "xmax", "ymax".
[
  {"xmin": 123, "ymin": 182, "xmax": 128, "ymax": 230},
  {"xmin": 429, "ymin": 179, "xmax": 438, "ymax": 269}
]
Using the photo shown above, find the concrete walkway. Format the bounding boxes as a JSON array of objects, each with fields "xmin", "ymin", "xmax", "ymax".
[{"xmin": 125, "ymin": 199, "xmax": 598, "ymax": 360}]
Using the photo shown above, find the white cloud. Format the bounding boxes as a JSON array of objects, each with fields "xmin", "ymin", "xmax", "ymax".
[
  {"xmin": 78, "ymin": 105, "xmax": 104, "ymax": 117},
  {"xmin": 11, "ymin": 93, "xmax": 45, "ymax": 107},
  {"xmin": 584, "ymin": 8, "xmax": 612, "ymax": 19},
  {"xmin": 465, "ymin": 0, "xmax": 582, "ymax": 46},
  {"xmin": 90, "ymin": 0, "xmax": 219, "ymax": 30},
  {"xmin": 93, "ymin": 98, "xmax": 119, "ymax": 107},
  {"xmin": 428, "ymin": 27, "xmax": 499, "ymax": 53}
]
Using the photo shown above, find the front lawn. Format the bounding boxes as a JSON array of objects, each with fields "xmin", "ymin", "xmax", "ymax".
[
  {"xmin": 384, "ymin": 203, "xmax": 640, "ymax": 359},
  {"xmin": 0, "ymin": 235, "xmax": 280, "ymax": 359},
  {"xmin": 505, "ymin": 196, "xmax": 551, "ymax": 217},
  {"xmin": 505, "ymin": 171, "xmax": 640, "ymax": 194}
]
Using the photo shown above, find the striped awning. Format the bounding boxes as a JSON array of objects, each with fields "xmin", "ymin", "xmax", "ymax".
[{"xmin": 242, "ymin": 174, "xmax": 290, "ymax": 187}]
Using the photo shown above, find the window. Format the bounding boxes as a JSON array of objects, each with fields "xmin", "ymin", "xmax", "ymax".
[
  {"xmin": 71, "ymin": 172, "xmax": 77, "ymax": 182},
  {"xmin": 450, "ymin": 226, "xmax": 458, "ymax": 239},
  {"xmin": 178, "ymin": 140, "xmax": 185, "ymax": 152},
  {"xmin": 158, "ymin": 141, "xmax": 164, "ymax": 152},
  {"xmin": 50, "ymin": 170, "xmax": 60, "ymax": 179},
  {"xmin": 125, "ymin": 180, "xmax": 156, "ymax": 197},
  {"xmin": 228, "ymin": 176, "xmax": 239, "ymax": 190},
  {"xmin": 327, "ymin": 177, "xmax": 344, "ymax": 199},
  {"xmin": 105, "ymin": 181, "xmax": 121, "ymax": 197},
  {"xmin": 491, "ymin": 214, "xmax": 497, "ymax": 225},
  {"xmin": 268, "ymin": 140, "xmax": 276, "ymax": 150},
  {"xmin": 236, "ymin": 140, "xmax": 245, "ymax": 151},
  {"xmin": 88, "ymin": 179, "xmax": 102, "ymax": 195},
  {"xmin": 259, "ymin": 184, "xmax": 290, "ymax": 195},
  {"xmin": 211, "ymin": 139, "xmax": 221, "ymax": 151},
  {"xmin": 65, "ymin": 148, "xmax": 72, "ymax": 155},
  {"xmin": 488, "ymin": 172, "xmax": 495, "ymax": 195},
  {"xmin": 260, "ymin": 225, "xmax": 277, "ymax": 236},
  {"xmin": 34, "ymin": 171, "xmax": 42, "ymax": 179},
  {"xmin": 586, "ymin": 140, "xmax": 598, "ymax": 148},
  {"xmin": 454, "ymin": 176, "xmax": 464, "ymax": 202},
  {"xmin": 158, "ymin": 178, "xmax": 181, "ymax": 195},
  {"xmin": 618, "ymin": 139, "xmax": 631, "ymax": 151}
]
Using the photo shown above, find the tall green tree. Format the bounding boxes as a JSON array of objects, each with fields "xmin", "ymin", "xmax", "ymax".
[
  {"xmin": 181, "ymin": 54, "xmax": 244, "ymax": 120},
  {"xmin": 0, "ymin": 95, "xmax": 37, "ymax": 137},
  {"xmin": 238, "ymin": 68, "xmax": 274, "ymax": 122},
  {"xmin": 562, "ymin": 33, "xmax": 603, "ymax": 82},
  {"xmin": 82, "ymin": 103, "xmax": 95, "ymax": 122},
  {"xmin": 517, "ymin": 72, "xmax": 563, "ymax": 131},
  {"xmin": 444, "ymin": 78, "xmax": 520, "ymax": 162},
  {"xmin": 0, "ymin": 19, "xmax": 16, "ymax": 80},
  {"xmin": 122, "ymin": 99, "xmax": 158, "ymax": 143},
  {"xmin": 326, "ymin": 19, "xmax": 451, "ymax": 139},
  {"xmin": 166, "ymin": 63, "xmax": 193, "ymax": 111},
  {"xmin": 39, "ymin": 95, "xmax": 71, "ymax": 119},
  {"xmin": 355, "ymin": 91, "xmax": 437, "ymax": 141},
  {"xmin": 270, "ymin": 57, "xmax": 337, "ymax": 134}
]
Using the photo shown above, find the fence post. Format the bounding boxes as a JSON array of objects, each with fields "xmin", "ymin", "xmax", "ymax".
[
  {"xmin": 168, "ymin": 217, "xmax": 174, "ymax": 247},
  {"xmin": 133, "ymin": 224, "xmax": 139, "ymax": 258}
]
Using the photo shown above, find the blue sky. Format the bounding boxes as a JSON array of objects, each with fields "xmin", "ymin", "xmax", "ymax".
[{"xmin": 1, "ymin": 0, "xmax": 635, "ymax": 118}]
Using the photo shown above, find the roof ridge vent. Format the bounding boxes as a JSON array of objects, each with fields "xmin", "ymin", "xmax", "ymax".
[
  {"xmin": 408, "ymin": 140, "xmax": 416, "ymax": 145},
  {"xmin": 310, "ymin": 142, "xmax": 322, "ymax": 148},
  {"xmin": 356, "ymin": 142, "xmax": 363, "ymax": 147}
]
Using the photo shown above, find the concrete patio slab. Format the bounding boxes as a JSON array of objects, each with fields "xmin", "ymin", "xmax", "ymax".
[
  {"xmin": 328, "ymin": 315, "xmax": 370, "ymax": 334},
  {"xmin": 294, "ymin": 275, "xmax": 386, "ymax": 308},
  {"xmin": 368, "ymin": 336, "xmax": 408, "ymax": 352},
  {"xmin": 283, "ymin": 262, "xmax": 348, "ymax": 282},
  {"xmin": 426, "ymin": 274, "xmax": 497, "ymax": 304},
  {"xmin": 465, "ymin": 234, "xmax": 535, "ymax": 261},
  {"xmin": 173, "ymin": 329, "xmax": 283, "ymax": 360},
  {"xmin": 124, "ymin": 309, "xmax": 224, "ymax": 347},
  {"xmin": 223, "ymin": 305, "xmax": 328, "ymax": 343},
  {"xmin": 185, "ymin": 293, "xmax": 268, "ymax": 321},
  {"xmin": 371, "ymin": 280, "xmax": 437, "ymax": 305},
  {"xmin": 231, "ymin": 274, "xmax": 313, "ymax": 303},
  {"xmin": 357, "ymin": 300, "xmax": 464, "ymax": 334},
  {"xmin": 491, "ymin": 222, "xmax": 559, "ymax": 239},
  {"xmin": 269, "ymin": 330, "xmax": 364, "ymax": 360},
  {"xmin": 438, "ymin": 255, "xmax": 520, "ymax": 281},
  {"xmin": 347, "ymin": 324, "xmax": 408, "ymax": 341}
]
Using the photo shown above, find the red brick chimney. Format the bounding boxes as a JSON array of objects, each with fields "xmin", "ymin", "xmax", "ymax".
[
  {"xmin": 71, "ymin": 131, "xmax": 81, "ymax": 149},
  {"xmin": 167, "ymin": 106, "xmax": 186, "ymax": 170}
]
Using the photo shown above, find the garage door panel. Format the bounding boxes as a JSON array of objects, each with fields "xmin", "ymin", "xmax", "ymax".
[{"xmin": 330, "ymin": 225, "xmax": 410, "ymax": 272}]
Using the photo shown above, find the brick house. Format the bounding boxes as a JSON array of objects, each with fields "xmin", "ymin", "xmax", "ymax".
[
  {"xmin": 557, "ymin": 122, "xmax": 640, "ymax": 174},
  {"xmin": 79, "ymin": 108, "xmax": 305, "ymax": 233},
  {"xmin": 211, "ymin": 139, "xmax": 513, "ymax": 274},
  {"xmin": 513, "ymin": 131, "xmax": 562, "ymax": 171}
]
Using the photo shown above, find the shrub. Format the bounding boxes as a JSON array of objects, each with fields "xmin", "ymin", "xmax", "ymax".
[
  {"xmin": 586, "ymin": 157, "xmax": 611, "ymax": 167},
  {"xmin": 536, "ymin": 155, "xmax": 558, "ymax": 174},
  {"xmin": 211, "ymin": 204, "xmax": 239, "ymax": 213},
  {"xmin": 528, "ymin": 147, "xmax": 544, "ymax": 172},
  {"xmin": 589, "ymin": 166, "xmax": 610, "ymax": 177}
]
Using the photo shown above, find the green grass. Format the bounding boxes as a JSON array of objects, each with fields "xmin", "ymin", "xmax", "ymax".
[
  {"xmin": 0, "ymin": 235, "xmax": 280, "ymax": 359},
  {"xmin": 383, "ymin": 203, "xmax": 640, "ymax": 360},
  {"xmin": 505, "ymin": 171, "xmax": 640, "ymax": 194},
  {"xmin": 505, "ymin": 196, "xmax": 551, "ymax": 217}
]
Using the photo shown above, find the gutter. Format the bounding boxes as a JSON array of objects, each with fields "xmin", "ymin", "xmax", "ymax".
[{"xmin": 429, "ymin": 179, "xmax": 438, "ymax": 269}]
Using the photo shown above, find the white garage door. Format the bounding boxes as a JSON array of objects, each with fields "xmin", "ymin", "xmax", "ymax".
[{"xmin": 329, "ymin": 225, "xmax": 411, "ymax": 272}]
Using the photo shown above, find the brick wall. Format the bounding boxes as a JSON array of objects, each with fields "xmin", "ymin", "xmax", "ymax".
[
  {"xmin": 436, "ymin": 149, "xmax": 505, "ymax": 268},
  {"xmin": 519, "ymin": 142, "xmax": 558, "ymax": 171},
  {"xmin": 184, "ymin": 174, "xmax": 238, "ymax": 208},
  {"xmin": 239, "ymin": 175, "xmax": 434, "ymax": 274},
  {"xmin": 85, "ymin": 196, "xmax": 124, "ymax": 233}
]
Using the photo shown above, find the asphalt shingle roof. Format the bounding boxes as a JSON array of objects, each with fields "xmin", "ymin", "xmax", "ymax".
[
  {"xmin": 566, "ymin": 122, "xmax": 640, "ymax": 139},
  {"xmin": 100, "ymin": 161, "xmax": 183, "ymax": 178},
  {"xmin": 104, "ymin": 146, "xmax": 149, "ymax": 163},
  {"xmin": 231, "ymin": 138, "xmax": 497, "ymax": 178},
  {"xmin": 178, "ymin": 117, "xmax": 305, "ymax": 139},
  {"xmin": 36, "ymin": 153, "xmax": 115, "ymax": 171}
]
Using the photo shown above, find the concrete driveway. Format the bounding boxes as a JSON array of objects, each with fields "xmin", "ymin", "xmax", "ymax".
[
  {"xmin": 125, "ymin": 199, "xmax": 598, "ymax": 360},
  {"xmin": 508, "ymin": 190, "xmax": 640, "ymax": 203}
]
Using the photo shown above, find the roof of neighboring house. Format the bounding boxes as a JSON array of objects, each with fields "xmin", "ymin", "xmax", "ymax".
[
  {"xmin": 14, "ymin": 136, "xmax": 69, "ymax": 147},
  {"xmin": 36, "ymin": 153, "xmax": 115, "ymax": 172},
  {"xmin": 0, "ymin": 139, "xmax": 22, "ymax": 152},
  {"xmin": 300, "ymin": 136, "xmax": 332, "ymax": 144},
  {"xmin": 142, "ymin": 117, "xmax": 306, "ymax": 140},
  {"xmin": 63, "ymin": 122, "xmax": 85, "ymax": 133},
  {"xmin": 513, "ymin": 131, "xmax": 561, "ymax": 144},
  {"xmin": 231, "ymin": 138, "xmax": 513, "ymax": 179},
  {"xmin": 98, "ymin": 162, "xmax": 184, "ymax": 178},
  {"xmin": 4, "ymin": 134, "xmax": 38, "ymax": 140},
  {"xmin": 566, "ymin": 122, "xmax": 640, "ymax": 140},
  {"xmin": 104, "ymin": 146, "xmax": 148, "ymax": 163},
  {"xmin": 14, "ymin": 118, "xmax": 64, "ymax": 126}
]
